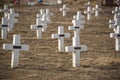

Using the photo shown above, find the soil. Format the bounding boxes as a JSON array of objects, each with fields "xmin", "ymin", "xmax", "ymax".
[{"xmin": 0, "ymin": 0, "xmax": 120, "ymax": 80}]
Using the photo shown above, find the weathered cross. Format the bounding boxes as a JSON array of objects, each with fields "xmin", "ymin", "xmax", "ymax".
[
  {"xmin": 110, "ymin": 26, "xmax": 120, "ymax": 51},
  {"xmin": 84, "ymin": 6, "xmax": 94, "ymax": 20},
  {"xmin": 41, "ymin": 14, "xmax": 51, "ymax": 24},
  {"xmin": 51, "ymin": 26, "xmax": 70, "ymax": 52},
  {"xmin": 60, "ymin": 4, "xmax": 69, "ymax": 16},
  {"xmin": 93, "ymin": 4, "xmax": 101, "ymax": 17},
  {"xmin": 65, "ymin": 37, "xmax": 87, "ymax": 67},
  {"xmin": 0, "ymin": 17, "xmax": 11, "ymax": 39},
  {"xmin": 3, "ymin": 35, "xmax": 29, "ymax": 68},
  {"xmin": 0, "ymin": 4, "xmax": 10, "ymax": 17},
  {"xmin": 31, "ymin": 18, "xmax": 47, "ymax": 39}
]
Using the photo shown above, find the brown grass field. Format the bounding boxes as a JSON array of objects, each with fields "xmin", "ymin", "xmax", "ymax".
[{"xmin": 0, "ymin": 0, "xmax": 120, "ymax": 80}]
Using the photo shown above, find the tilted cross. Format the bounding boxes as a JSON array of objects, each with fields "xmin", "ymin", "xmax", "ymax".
[
  {"xmin": 51, "ymin": 26, "xmax": 70, "ymax": 52},
  {"xmin": 3, "ymin": 35, "xmax": 29, "ymax": 68}
]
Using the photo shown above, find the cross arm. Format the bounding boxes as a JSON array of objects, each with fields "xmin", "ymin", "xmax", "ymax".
[
  {"xmin": 21, "ymin": 44, "xmax": 29, "ymax": 51},
  {"xmin": 110, "ymin": 33, "xmax": 120, "ymax": 38},
  {"xmin": 51, "ymin": 34, "xmax": 59, "ymax": 39},
  {"xmin": 3, "ymin": 44, "xmax": 13, "ymax": 50},
  {"xmin": 30, "ymin": 25, "xmax": 37, "ymax": 29},
  {"xmin": 65, "ymin": 45, "xmax": 87, "ymax": 52}
]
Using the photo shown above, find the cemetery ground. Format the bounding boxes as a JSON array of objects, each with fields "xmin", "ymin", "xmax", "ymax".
[{"xmin": 0, "ymin": 0, "xmax": 120, "ymax": 80}]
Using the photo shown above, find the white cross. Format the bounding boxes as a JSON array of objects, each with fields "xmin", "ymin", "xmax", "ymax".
[
  {"xmin": 51, "ymin": 26, "xmax": 70, "ymax": 52},
  {"xmin": 69, "ymin": 11, "xmax": 85, "ymax": 38},
  {"xmin": 3, "ymin": 35, "xmax": 29, "ymax": 68},
  {"xmin": 110, "ymin": 26, "xmax": 120, "ymax": 51},
  {"xmin": 60, "ymin": 4, "xmax": 69, "ymax": 16},
  {"xmin": 41, "ymin": 14, "xmax": 51, "ymax": 24},
  {"xmin": 36, "ymin": 9, "xmax": 45, "ymax": 18},
  {"xmin": 31, "ymin": 18, "xmax": 47, "ymax": 39},
  {"xmin": 112, "ymin": 7, "xmax": 120, "ymax": 14},
  {"xmin": 84, "ymin": 1, "xmax": 91, "ymax": 8},
  {"xmin": 0, "ymin": 17, "xmax": 11, "ymax": 39},
  {"xmin": 109, "ymin": 14, "xmax": 120, "ymax": 32},
  {"xmin": 65, "ymin": 37, "xmax": 87, "ymax": 67},
  {"xmin": 93, "ymin": 4, "xmax": 101, "ymax": 16},
  {"xmin": 44, "ymin": 9, "xmax": 53, "ymax": 23},
  {"xmin": 84, "ymin": 6, "xmax": 94, "ymax": 20},
  {"xmin": 0, "ymin": 4, "xmax": 10, "ymax": 17},
  {"xmin": 8, "ymin": 8, "xmax": 19, "ymax": 31}
]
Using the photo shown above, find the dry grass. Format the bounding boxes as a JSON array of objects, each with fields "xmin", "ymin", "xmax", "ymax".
[{"xmin": 0, "ymin": 0, "xmax": 120, "ymax": 80}]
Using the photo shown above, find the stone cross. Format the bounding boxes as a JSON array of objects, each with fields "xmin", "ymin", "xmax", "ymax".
[
  {"xmin": 60, "ymin": 4, "xmax": 69, "ymax": 16},
  {"xmin": 0, "ymin": 17, "xmax": 11, "ymax": 39},
  {"xmin": 3, "ymin": 35, "xmax": 29, "ymax": 68},
  {"xmin": 93, "ymin": 4, "xmax": 101, "ymax": 16},
  {"xmin": 0, "ymin": 4, "xmax": 10, "ymax": 17},
  {"xmin": 36, "ymin": 9, "xmax": 45, "ymax": 18},
  {"xmin": 65, "ymin": 37, "xmax": 87, "ymax": 67},
  {"xmin": 110, "ymin": 26, "xmax": 120, "ymax": 51},
  {"xmin": 8, "ymin": 8, "xmax": 19, "ymax": 31},
  {"xmin": 84, "ymin": 6, "xmax": 94, "ymax": 20},
  {"xmin": 51, "ymin": 26, "xmax": 70, "ymax": 52},
  {"xmin": 31, "ymin": 18, "xmax": 47, "ymax": 39}
]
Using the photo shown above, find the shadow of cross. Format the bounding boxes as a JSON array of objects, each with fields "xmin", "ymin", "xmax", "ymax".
[
  {"xmin": 0, "ymin": 4, "xmax": 10, "ymax": 17},
  {"xmin": 3, "ymin": 35, "xmax": 29, "ymax": 68},
  {"xmin": 52, "ymin": 26, "xmax": 70, "ymax": 52}
]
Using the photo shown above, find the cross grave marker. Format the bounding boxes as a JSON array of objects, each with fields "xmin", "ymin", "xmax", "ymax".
[
  {"xmin": 60, "ymin": 4, "xmax": 69, "ymax": 16},
  {"xmin": 110, "ymin": 26, "xmax": 120, "ymax": 51},
  {"xmin": 31, "ymin": 18, "xmax": 47, "ymax": 39},
  {"xmin": 3, "ymin": 35, "xmax": 29, "ymax": 68},
  {"xmin": 51, "ymin": 26, "xmax": 70, "ymax": 52},
  {"xmin": 93, "ymin": 4, "xmax": 101, "ymax": 16}
]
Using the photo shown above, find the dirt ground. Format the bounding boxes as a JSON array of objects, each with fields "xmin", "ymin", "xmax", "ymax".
[{"xmin": 0, "ymin": 0, "xmax": 120, "ymax": 80}]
